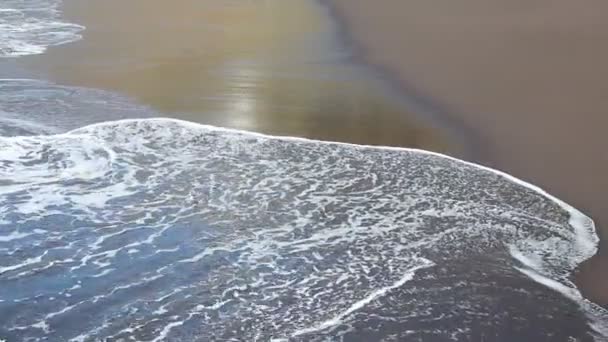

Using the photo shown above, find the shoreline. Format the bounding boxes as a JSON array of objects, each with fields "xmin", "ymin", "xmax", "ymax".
[
  {"xmin": 7, "ymin": 0, "xmax": 603, "ymax": 311},
  {"xmin": 327, "ymin": 0, "xmax": 608, "ymax": 306},
  {"xmin": 1, "ymin": 0, "xmax": 606, "ymax": 338},
  {"xmin": 318, "ymin": 0, "xmax": 482, "ymax": 161},
  {"xmin": 16, "ymin": 0, "xmax": 463, "ymax": 156}
]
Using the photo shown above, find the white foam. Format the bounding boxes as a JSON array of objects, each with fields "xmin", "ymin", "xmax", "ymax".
[
  {"xmin": 150, "ymin": 321, "xmax": 185, "ymax": 342},
  {"xmin": 70, "ymin": 117, "xmax": 599, "ymax": 264},
  {"xmin": 511, "ymin": 245, "xmax": 608, "ymax": 339},
  {"xmin": 1, "ymin": 117, "xmax": 604, "ymax": 340},
  {"xmin": 293, "ymin": 259, "xmax": 434, "ymax": 336},
  {"xmin": 30, "ymin": 321, "xmax": 50, "ymax": 333},
  {"xmin": 0, "ymin": 0, "xmax": 84, "ymax": 58},
  {"xmin": 511, "ymin": 246, "xmax": 582, "ymax": 301},
  {"xmin": 0, "ymin": 231, "xmax": 31, "ymax": 242},
  {"xmin": 0, "ymin": 251, "xmax": 46, "ymax": 275}
]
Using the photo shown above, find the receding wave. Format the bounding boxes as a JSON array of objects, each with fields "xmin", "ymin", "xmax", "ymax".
[
  {"xmin": 0, "ymin": 0, "xmax": 83, "ymax": 57},
  {"xmin": 0, "ymin": 118, "xmax": 605, "ymax": 341},
  {"xmin": 0, "ymin": 79, "xmax": 156, "ymax": 136}
]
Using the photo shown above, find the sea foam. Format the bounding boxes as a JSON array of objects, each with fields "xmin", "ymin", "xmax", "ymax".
[
  {"xmin": 0, "ymin": 0, "xmax": 83, "ymax": 57},
  {"xmin": 0, "ymin": 118, "xmax": 605, "ymax": 341}
]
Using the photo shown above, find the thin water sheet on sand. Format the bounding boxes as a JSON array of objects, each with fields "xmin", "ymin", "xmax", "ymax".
[{"xmin": 0, "ymin": 0, "xmax": 82, "ymax": 57}]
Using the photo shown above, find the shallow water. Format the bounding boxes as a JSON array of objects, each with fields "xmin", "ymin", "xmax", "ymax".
[
  {"xmin": 0, "ymin": 79, "xmax": 157, "ymax": 136},
  {"xmin": 1, "ymin": 0, "xmax": 607, "ymax": 341},
  {"xmin": 328, "ymin": 0, "xmax": 608, "ymax": 305},
  {"xmin": 18, "ymin": 0, "xmax": 457, "ymax": 153},
  {"xmin": 0, "ymin": 118, "xmax": 606, "ymax": 341},
  {"xmin": 0, "ymin": 0, "xmax": 82, "ymax": 57}
]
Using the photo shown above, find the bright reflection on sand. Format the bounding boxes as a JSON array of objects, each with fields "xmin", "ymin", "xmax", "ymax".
[
  {"xmin": 20, "ymin": 0, "xmax": 459, "ymax": 154},
  {"xmin": 226, "ymin": 86, "xmax": 258, "ymax": 129}
]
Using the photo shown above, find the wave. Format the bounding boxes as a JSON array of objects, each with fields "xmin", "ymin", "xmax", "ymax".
[
  {"xmin": 0, "ymin": 118, "xmax": 606, "ymax": 341},
  {"xmin": 0, "ymin": 0, "xmax": 83, "ymax": 57},
  {"xmin": 0, "ymin": 79, "xmax": 156, "ymax": 136}
]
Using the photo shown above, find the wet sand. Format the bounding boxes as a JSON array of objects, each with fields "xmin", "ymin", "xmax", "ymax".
[
  {"xmin": 329, "ymin": 0, "xmax": 608, "ymax": 304},
  {"xmin": 12, "ymin": 0, "xmax": 604, "ymax": 307},
  {"xmin": 16, "ymin": 0, "xmax": 463, "ymax": 155}
]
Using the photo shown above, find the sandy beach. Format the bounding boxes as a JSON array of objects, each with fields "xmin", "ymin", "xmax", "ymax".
[
  {"xmin": 329, "ymin": 0, "xmax": 608, "ymax": 304},
  {"xmin": 20, "ymin": 0, "xmax": 605, "ymax": 304},
  {"xmin": 16, "ymin": 0, "xmax": 461, "ymax": 155},
  {"xmin": 1, "ymin": 0, "xmax": 606, "ymax": 339}
]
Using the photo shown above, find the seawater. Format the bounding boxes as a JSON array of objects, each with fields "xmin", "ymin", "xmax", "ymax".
[
  {"xmin": 1, "ymin": 0, "xmax": 607, "ymax": 341},
  {"xmin": 0, "ymin": 115, "xmax": 606, "ymax": 341},
  {"xmin": 0, "ymin": 0, "xmax": 83, "ymax": 57}
]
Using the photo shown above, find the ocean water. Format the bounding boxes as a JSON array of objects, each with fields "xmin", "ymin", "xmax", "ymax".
[
  {"xmin": 0, "ymin": 0, "xmax": 83, "ymax": 57},
  {"xmin": 0, "ymin": 115, "xmax": 606, "ymax": 341},
  {"xmin": 0, "ymin": 79, "xmax": 155, "ymax": 136},
  {"xmin": 0, "ymin": 0, "xmax": 607, "ymax": 341}
]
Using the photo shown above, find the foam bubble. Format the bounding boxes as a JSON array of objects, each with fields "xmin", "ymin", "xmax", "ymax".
[{"xmin": 0, "ymin": 0, "xmax": 84, "ymax": 57}]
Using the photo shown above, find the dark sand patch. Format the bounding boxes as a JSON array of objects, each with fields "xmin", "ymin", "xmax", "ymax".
[{"xmin": 330, "ymin": 0, "xmax": 608, "ymax": 304}]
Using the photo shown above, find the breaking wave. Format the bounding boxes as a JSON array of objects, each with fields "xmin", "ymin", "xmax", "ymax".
[{"xmin": 0, "ymin": 118, "xmax": 606, "ymax": 341}]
